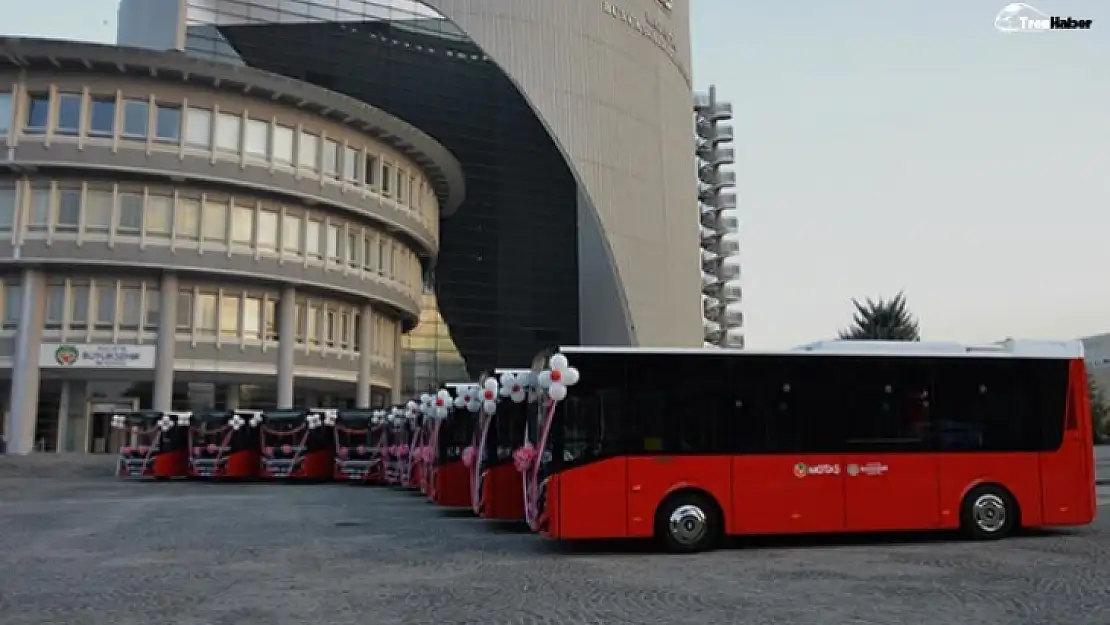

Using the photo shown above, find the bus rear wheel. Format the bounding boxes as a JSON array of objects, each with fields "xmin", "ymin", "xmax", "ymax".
[
  {"xmin": 655, "ymin": 491, "xmax": 721, "ymax": 554},
  {"xmin": 960, "ymin": 485, "xmax": 1017, "ymax": 541}
]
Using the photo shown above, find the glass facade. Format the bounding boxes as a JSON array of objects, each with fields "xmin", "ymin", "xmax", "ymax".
[{"xmin": 178, "ymin": 0, "xmax": 582, "ymax": 381}]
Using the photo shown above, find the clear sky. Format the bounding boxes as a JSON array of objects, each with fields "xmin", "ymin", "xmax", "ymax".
[{"xmin": 4, "ymin": 0, "xmax": 1109, "ymax": 349}]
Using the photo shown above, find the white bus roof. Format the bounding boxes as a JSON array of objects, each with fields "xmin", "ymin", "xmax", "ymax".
[{"xmin": 560, "ymin": 339, "xmax": 1083, "ymax": 360}]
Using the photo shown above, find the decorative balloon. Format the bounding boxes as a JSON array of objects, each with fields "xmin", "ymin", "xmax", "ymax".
[
  {"xmin": 306, "ymin": 413, "xmax": 322, "ymax": 429},
  {"xmin": 407, "ymin": 400, "xmax": 420, "ymax": 418},
  {"xmin": 538, "ymin": 353, "xmax": 580, "ymax": 402},
  {"xmin": 157, "ymin": 415, "xmax": 176, "ymax": 432},
  {"xmin": 174, "ymin": 412, "xmax": 192, "ymax": 427},
  {"xmin": 461, "ymin": 445, "xmax": 476, "ymax": 467},
  {"xmin": 228, "ymin": 414, "xmax": 246, "ymax": 431},
  {"xmin": 247, "ymin": 412, "xmax": 264, "ymax": 428},
  {"xmin": 480, "ymin": 377, "xmax": 499, "ymax": 414},
  {"xmin": 433, "ymin": 389, "xmax": 452, "ymax": 419},
  {"xmin": 453, "ymin": 387, "xmax": 473, "ymax": 409},
  {"xmin": 111, "ymin": 414, "xmax": 126, "ymax": 430},
  {"xmin": 513, "ymin": 443, "xmax": 537, "ymax": 473},
  {"xmin": 321, "ymin": 409, "xmax": 338, "ymax": 427},
  {"xmin": 500, "ymin": 372, "xmax": 528, "ymax": 404}
]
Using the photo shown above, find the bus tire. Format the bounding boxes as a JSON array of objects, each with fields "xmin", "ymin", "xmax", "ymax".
[
  {"xmin": 655, "ymin": 490, "xmax": 721, "ymax": 554},
  {"xmin": 960, "ymin": 484, "xmax": 1018, "ymax": 541}
]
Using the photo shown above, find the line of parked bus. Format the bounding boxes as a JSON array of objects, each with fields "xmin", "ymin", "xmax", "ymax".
[{"xmin": 112, "ymin": 338, "xmax": 1099, "ymax": 553}]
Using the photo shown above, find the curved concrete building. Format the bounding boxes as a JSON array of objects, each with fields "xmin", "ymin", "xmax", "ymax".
[
  {"xmin": 117, "ymin": 0, "xmax": 701, "ymax": 378},
  {"xmin": 0, "ymin": 37, "xmax": 462, "ymax": 453}
]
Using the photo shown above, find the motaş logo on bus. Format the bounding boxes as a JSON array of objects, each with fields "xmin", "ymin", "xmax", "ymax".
[{"xmin": 994, "ymin": 3, "xmax": 1093, "ymax": 33}]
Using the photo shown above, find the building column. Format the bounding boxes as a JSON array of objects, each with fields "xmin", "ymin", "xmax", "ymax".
[
  {"xmin": 277, "ymin": 285, "xmax": 296, "ymax": 409},
  {"xmin": 152, "ymin": 271, "xmax": 178, "ymax": 412},
  {"xmin": 356, "ymin": 303, "xmax": 373, "ymax": 408},
  {"xmin": 391, "ymin": 320, "xmax": 403, "ymax": 404},
  {"xmin": 56, "ymin": 381, "xmax": 70, "ymax": 453},
  {"xmin": 9, "ymin": 268, "xmax": 45, "ymax": 454}
]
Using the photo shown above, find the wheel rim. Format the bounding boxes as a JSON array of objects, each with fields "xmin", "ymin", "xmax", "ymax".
[
  {"xmin": 668, "ymin": 504, "xmax": 708, "ymax": 546},
  {"xmin": 972, "ymin": 494, "xmax": 1007, "ymax": 533}
]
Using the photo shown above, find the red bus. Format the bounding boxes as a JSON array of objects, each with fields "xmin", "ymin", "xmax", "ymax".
[
  {"xmin": 259, "ymin": 409, "xmax": 333, "ymax": 480},
  {"xmin": 523, "ymin": 341, "xmax": 1097, "ymax": 552},
  {"xmin": 430, "ymin": 385, "xmax": 477, "ymax": 507},
  {"xmin": 332, "ymin": 409, "xmax": 380, "ymax": 482},
  {"xmin": 471, "ymin": 369, "xmax": 531, "ymax": 519},
  {"xmin": 112, "ymin": 411, "xmax": 189, "ymax": 479},
  {"xmin": 187, "ymin": 410, "xmax": 262, "ymax": 479},
  {"xmin": 404, "ymin": 401, "xmax": 429, "ymax": 489}
]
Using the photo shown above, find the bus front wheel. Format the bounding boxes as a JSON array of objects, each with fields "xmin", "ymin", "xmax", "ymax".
[
  {"xmin": 960, "ymin": 484, "xmax": 1018, "ymax": 541},
  {"xmin": 655, "ymin": 491, "xmax": 721, "ymax": 554}
]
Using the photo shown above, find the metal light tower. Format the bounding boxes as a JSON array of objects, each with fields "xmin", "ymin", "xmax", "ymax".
[{"xmin": 694, "ymin": 85, "xmax": 743, "ymax": 349}]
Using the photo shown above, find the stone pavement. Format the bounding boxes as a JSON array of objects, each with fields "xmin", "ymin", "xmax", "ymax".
[{"xmin": 0, "ymin": 476, "xmax": 1108, "ymax": 625}]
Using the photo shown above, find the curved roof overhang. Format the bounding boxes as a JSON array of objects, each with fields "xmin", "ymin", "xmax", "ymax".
[{"xmin": 0, "ymin": 37, "xmax": 466, "ymax": 216}]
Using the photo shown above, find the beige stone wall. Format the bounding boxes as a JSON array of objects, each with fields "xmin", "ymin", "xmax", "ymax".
[{"xmin": 420, "ymin": 0, "xmax": 702, "ymax": 346}]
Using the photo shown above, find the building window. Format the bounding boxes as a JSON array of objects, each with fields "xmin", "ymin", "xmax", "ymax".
[
  {"xmin": 175, "ymin": 197, "xmax": 200, "ymax": 240},
  {"xmin": 176, "ymin": 291, "xmax": 193, "ymax": 331},
  {"xmin": 306, "ymin": 303, "xmax": 319, "ymax": 345},
  {"xmin": 3, "ymin": 284, "xmax": 21, "ymax": 328},
  {"xmin": 231, "ymin": 203, "xmax": 254, "ymax": 245},
  {"xmin": 257, "ymin": 209, "xmax": 279, "ymax": 251},
  {"xmin": 184, "ymin": 107, "xmax": 211, "ymax": 148},
  {"xmin": 326, "ymin": 223, "xmax": 342, "ymax": 264},
  {"xmin": 70, "ymin": 283, "xmax": 89, "ymax": 329},
  {"xmin": 88, "ymin": 97, "xmax": 116, "ymax": 137},
  {"xmin": 365, "ymin": 155, "xmax": 378, "ymax": 187},
  {"xmin": 56, "ymin": 93, "xmax": 82, "ymax": 136},
  {"xmin": 202, "ymin": 199, "xmax": 227, "ymax": 242},
  {"xmin": 45, "ymin": 283, "xmax": 65, "ymax": 329},
  {"xmin": 347, "ymin": 230, "xmax": 359, "ymax": 268},
  {"xmin": 122, "ymin": 99, "xmax": 149, "ymax": 139},
  {"xmin": 95, "ymin": 283, "xmax": 116, "ymax": 330},
  {"xmin": 397, "ymin": 170, "xmax": 406, "ymax": 204},
  {"xmin": 0, "ymin": 185, "xmax": 14, "ymax": 232},
  {"xmin": 86, "ymin": 189, "xmax": 113, "ymax": 233},
  {"xmin": 120, "ymin": 286, "xmax": 142, "ymax": 330},
  {"xmin": 244, "ymin": 296, "xmax": 262, "ymax": 339},
  {"xmin": 265, "ymin": 298, "xmax": 278, "ymax": 341},
  {"xmin": 56, "ymin": 188, "xmax": 81, "ymax": 232},
  {"xmin": 340, "ymin": 311, "xmax": 351, "ymax": 349},
  {"xmin": 154, "ymin": 104, "xmax": 181, "ymax": 143},
  {"xmin": 220, "ymin": 294, "xmax": 240, "ymax": 338},
  {"xmin": 282, "ymin": 213, "xmax": 302, "ymax": 257},
  {"xmin": 343, "ymin": 147, "xmax": 360, "ymax": 182},
  {"xmin": 297, "ymin": 132, "xmax": 319, "ymax": 170},
  {"xmin": 117, "ymin": 193, "xmax": 143, "ymax": 235},
  {"xmin": 244, "ymin": 118, "xmax": 269, "ymax": 158},
  {"xmin": 215, "ymin": 112, "xmax": 241, "ymax": 153},
  {"xmin": 196, "ymin": 292, "xmax": 217, "ymax": 335},
  {"xmin": 146, "ymin": 193, "xmax": 172, "ymax": 237},
  {"xmin": 363, "ymin": 235, "xmax": 374, "ymax": 273},
  {"xmin": 273, "ymin": 124, "xmax": 294, "ymax": 163},
  {"xmin": 323, "ymin": 139, "xmax": 339, "ymax": 177},
  {"xmin": 28, "ymin": 187, "xmax": 50, "ymax": 232},
  {"xmin": 306, "ymin": 219, "xmax": 322, "ymax": 260},
  {"xmin": 144, "ymin": 287, "xmax": 160, "ymax": 330},
  {"xmin": 25, "ymin": 94, "xmax": 49, "ymax": 134},
  {"xmin": 294, "ymin": 301, "xmax": 306, "ymax": 343},
  {"xmin": 325, "ymin": 309, "xmax": 337, "ymax": 347},
  {"xmin": 0, "ymin": 92, "xmax": 12, "ymax": 134},
  {"xmin": 381, "ymin": 164, "xmax": 393, "ymax": 195}
]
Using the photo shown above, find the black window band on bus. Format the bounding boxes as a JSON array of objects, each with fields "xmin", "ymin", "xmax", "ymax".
[{"xmin": 535, "ymin": 352, "xmax": 1070, "ymax": 470}]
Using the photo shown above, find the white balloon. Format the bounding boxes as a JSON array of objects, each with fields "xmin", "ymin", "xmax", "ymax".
[
  {"xmin": 549, "ymin": 383, "xmax": 567, "ymax": 402},
  {"xmin": 484, "ymin": 377, "xmax": 498, "ymax": 392},
  {"xmin": 537, "ymin": 370, "xmax": 552, "ymax": 388},
  {"xmin": 483, "ymin": 399, "xmax": 497, "ymax": 415},
  {"xmin": 510, "ymin": 389, "xmax": 526, "ymax": 403},
  {"xmin": 562, "ymin": 366, "xmax": 580, "ymax": 386},
  {"xmin": 549, "ymin": 353, "xmax": 569, "ymax": 372}
]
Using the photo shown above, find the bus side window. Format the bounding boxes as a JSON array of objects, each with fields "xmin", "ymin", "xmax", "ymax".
[
  {"xmin": 931, "ymin": 359, "xmax": 1050, "ymax": 452},
  {"xmin": 839, "ymin": 356, "xmax": 931, "ymax": 452}
]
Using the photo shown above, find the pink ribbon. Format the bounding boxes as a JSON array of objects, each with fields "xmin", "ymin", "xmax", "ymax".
[
  {"xmin": 513, "ymin": 444, "xmax": 537, "ymax": 473},
  {"xmin": 461, "ymin": 445, "xmax": 476, "ymax": 468}
]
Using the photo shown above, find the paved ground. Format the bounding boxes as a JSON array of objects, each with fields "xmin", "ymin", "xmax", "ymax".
[{"xmin": 0, "ymin": 475, "xmax": 1109, "ymax": 625}]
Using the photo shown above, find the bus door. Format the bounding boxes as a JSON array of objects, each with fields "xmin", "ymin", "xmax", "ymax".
[{"xmin": 839, "ymin": 357, "xmax": 940, "ymax": 532}]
